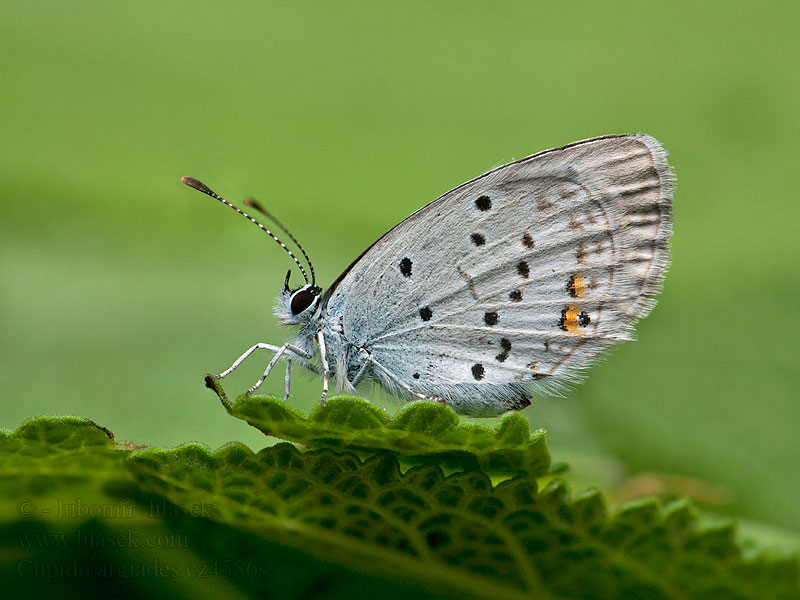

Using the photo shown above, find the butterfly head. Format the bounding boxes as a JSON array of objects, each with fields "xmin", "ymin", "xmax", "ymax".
[
  {"xmin": 276, "ymin": 269, "xmax": 322, "ymax": 324},
  {"xmin": 178, "ymin": 177, "xmax": 322, "ymax": 326}
]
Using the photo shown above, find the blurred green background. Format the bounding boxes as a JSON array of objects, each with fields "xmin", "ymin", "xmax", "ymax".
[{"xmin": 2, "ymin": 1, "xmax": 798, "ymax": 536}]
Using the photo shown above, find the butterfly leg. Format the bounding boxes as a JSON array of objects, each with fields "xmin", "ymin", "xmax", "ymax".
[
  {"xmin": 317, "ymin": 331, "xmax": 330, "ymax": 407},
  {"xmin": 216, "ymin": 343, "xmax": 280, "ymax": 379},
  {"xmin": 245, "ymin": 343, "xmax": 313, "ymax": 395},
  {"xmin": 284, "ymin": 359, "xmax": 293, "ymax": 402},
  {"xmin": 348, "ymin": 348, "xmax": 372, "ymax": 387},
  {"xmin": 216, "ymin": 343, "xmax": 308, "ymax": 379},
  {"xmin": 213, "ymin": 342, "xmax": 311, "ymax": 396}
]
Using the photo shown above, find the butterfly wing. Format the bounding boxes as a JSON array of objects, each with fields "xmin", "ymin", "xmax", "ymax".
[{"xmin": 323, "ymin": 134, "xmax": 674, "ymax": 415}]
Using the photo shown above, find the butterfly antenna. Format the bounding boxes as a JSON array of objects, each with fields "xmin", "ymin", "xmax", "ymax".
[
  {"xmin": 181, "ymin": 177, "xmax": 309, "ymax": 285},
  {"xmin": 243, "ymin": 196, "xmax": 316, "ymax": 287}
]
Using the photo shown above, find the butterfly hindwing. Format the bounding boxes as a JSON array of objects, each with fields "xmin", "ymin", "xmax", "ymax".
[{"xmin": 324, "ymin": 134, "xmax": 673, "ymax": 415}]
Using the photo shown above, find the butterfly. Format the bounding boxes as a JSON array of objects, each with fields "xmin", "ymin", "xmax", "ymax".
[{"xmin": 182, "ymin": 134, "xmax": 674, "ymax": 416}]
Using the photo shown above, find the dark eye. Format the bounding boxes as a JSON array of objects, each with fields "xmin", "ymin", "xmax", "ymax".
[{"xmin": 290, "ymin": 289, "xmax": 316, "ymax": 315}]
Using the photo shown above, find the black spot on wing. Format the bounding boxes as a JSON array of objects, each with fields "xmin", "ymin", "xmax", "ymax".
[
  {"xmin": 509, "ymin": 289, "xmax": 522, "ymax": 302},
  {"xmin": 484, "ymin": 311, "xmax": 498, "ymax": 326},
  {"xmin": 522, "ymin": 233, "xmax": 535, "ymax": 248},
  {"xmin": 471, "ymin": 363, "xmax": 485, "ymax": 380},
  {"xmin": 419, "ymin": 306, "xmax": 433, "ymax": 321},
  {"xmin": 471, "ymin": 233, "xmax": 485, "ymax": 246},
  {"xmin": 413, "ymin": 373, "xmax": 420, "ymax": 379},
  {"xmin": 399, "ymin": 257, "xmax": 412, "ymax": 277},
  {"xmin": 496, "ymin": 338, "xmax": 511, "ymax": 362},
  {"xmin": 517, "ymin": 261, "xmax": 530, "ymax": 279},
  {"xmin": 475, "ymin": 195, "xmax": 491, "ymax": 211}
]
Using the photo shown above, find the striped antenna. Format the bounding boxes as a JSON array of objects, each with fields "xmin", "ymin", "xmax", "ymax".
[
  {"xmin": 181, "ymin": 177, "xmax": 309, "ymax": 285},
  {"xmin": 243, "ymin": 196, "xmax": 316, "ymax": 287}
]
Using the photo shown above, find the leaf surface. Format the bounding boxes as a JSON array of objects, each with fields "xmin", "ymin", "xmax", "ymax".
[
  {"xmin": 2, "ymin": 416, "xmax": 798, "ymax": 600},
  {"xmin": 223, "ymin": 393, "xmax": 550, "ymax": 477}
]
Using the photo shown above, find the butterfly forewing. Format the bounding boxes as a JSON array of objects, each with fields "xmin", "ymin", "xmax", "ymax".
[{"xmin": 325, "ymin": 134, "xmax": 673, "ymax": 413}]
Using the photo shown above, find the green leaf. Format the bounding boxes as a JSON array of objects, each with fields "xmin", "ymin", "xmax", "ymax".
[
  {"xmin": 221, "ymin": 393, "xmax": 550, "ymax": 477},
  {"xmin": 0, "ymin": 417, "xmax": 133, "ymax": 521},
  {"xmin": 127, "ymin": 440, "xmax": 800, "ymax": 600},
  {"xmin": 3, "ymin": 416, "xmax": 798, "ymax": 600},
  {"xmin": 0, "ymin": 417, "xmax": 447, "ymax": 599}
]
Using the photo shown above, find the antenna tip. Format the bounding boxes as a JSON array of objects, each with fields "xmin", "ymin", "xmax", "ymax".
[
  {"xmin": 242, "ymin": 196, "xmax": 261, "ymax": 210},
  {"xmin": 181, "ymin": 176, "xmax": 211, "ymax": 194}
]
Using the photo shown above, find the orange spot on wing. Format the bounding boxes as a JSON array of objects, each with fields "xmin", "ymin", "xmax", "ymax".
[
  {"xmin": 577, "ymin": 276, "xmax": 587, "ymax": 297},
  {"xmin": 575, "ymin": 275, "xmax": 586, "ymax": 298},
  {"xmin": 560, "ymin": 305, "xmax": 581, "ymax": 334},
  {"xmin": 567, "ymin": 274, "xmax": 587, "ymax": 299}
]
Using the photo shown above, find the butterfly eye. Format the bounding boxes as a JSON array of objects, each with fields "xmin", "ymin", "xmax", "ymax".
[{"xmin": 290, "ymin": 289, "xmax": 317, "ymax": 315}]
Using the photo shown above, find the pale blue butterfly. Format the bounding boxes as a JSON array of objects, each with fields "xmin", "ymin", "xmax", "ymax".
[{"xmin": 183, "ymin": 134, "xmax": 673, "ymax": 416}]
